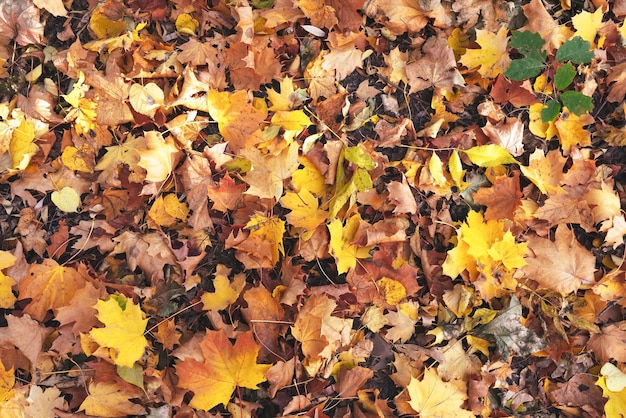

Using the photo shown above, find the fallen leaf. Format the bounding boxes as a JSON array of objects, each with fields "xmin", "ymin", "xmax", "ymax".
[
  {"xmin": 328, "ymin": 214, "xmax": 374, "ymax": 274},
  {"xmin": 406, "ymin": 368, "xmax": 474, "ymax": 418},
  {"xmin": 19, "ymin": 259, "xmax": 87, "ymax": 321},
  {"xmin": 460, "ymin": 27, "xmax": 510, "ymax": 78},
  {"xmin": 79, "ymin": 381, "xmax": 146, "ymax": 417},
  {"xmin": 176, "ymin": 330, "xmax": 271, "ymax": 411},
  {"xmin": 89, "ymin": 295, "xmax": 149, "ymax": 367},
  {"xmin": 522, "ymin": 224, "xmax": 596, "ymax": 295}
]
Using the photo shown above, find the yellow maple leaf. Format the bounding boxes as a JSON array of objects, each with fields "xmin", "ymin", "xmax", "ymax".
[
  {"xmin": 136, "ymin": 131, "xmax": 180, "ymax": 183},
  {"xmin": 291, "ymin": 156, "xmax": 327, "ymax": 196},
  {"xmin": 528, "ymin": 102, "xmax": 557, "ymax": 139},
  {"xmin": 89, "ymin": 295, "xmax": 149, "ymax": 368},
  {"xmin": 596, "ymin": 363, "xmax": 626, "ymax": 418},
  {"xmin": 572, "ymin": 8, "xmax": 604, "ymax": 46},
  {"xmin": 242, "ymin": 142, "xmax": 299, "ymax": 200},
  {"xmin": 206, "ymin": 89, "xmax": 266, "ymax": 152},
  {"xmin": 0, "ymin": 361, "xmax": 14, "ymax": 403},
  {"xmin": 246, "ymin": 214, "xmax": 286, "ymax": 266},
  {"xmin": 377, "ymin": 277, "xmax": 407, "ymax": 305},
  {"xmin": 266, "ymin": 76, "xmax": 303, "ymax": 111},
  {"xmin": 148, "ymin": 194, "xmax": 189, "ymax": 227},
  {"xmin": 442, "ymin": 211, "xmax": 527, "ymax": 300},
  {"xmin": 328, "ymin": 214, "xmax": 374, "ymax": 274},
  {"xmin": 280, "ymin": 188, "xmax": 328, "ymax": 240},
  {"xmin": 0, "ymin": 250, "xmax": 17, "ymax": 309},
  {"xmin": 271, "ymin": 110, "xmax": 312, "ymax": 133},
  {"xmin": 61, "ymin": 144, "xmax": 96, "ymax": 173},
  {"xmin": 554, "ymin": 110, "xmax": 594, "ymax": 152},
  {"xmin": 459, "ymin": 27, "xmax": 510, "ymax": 79},
  {"xmin": 201, "ymin": 265, "xmax": 246, "ymax": 311},
  {"xmin": 79, "ymin": 381, "xmax": 146, "ymax": 417},
  {"xmin": 10, "ymin": 117, "xmax": 39, "ymax": 171},
  {"xmin": 519, "ymin": 148, "xmax": 565, "ymax": 195},
  {"xmin": 407, "ymin": 368, "xmax": 474, "ymax": 418},
  {"xmin": 176, "ymin": 330, "xmax": 271, "ymax": 411}
]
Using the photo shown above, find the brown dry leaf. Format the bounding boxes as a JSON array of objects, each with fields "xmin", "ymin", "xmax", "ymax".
[
  {"xmin": 207, "ymin": 173, "xmax": 246, "ymax": 212},
  {"xmin": 550, "ymin": 373, "xmax": 606, "ymax": 415},
  {"xmin": 264, "ymin": 358, "xmax": 295, "ymax": 398},
  {"xmin": 481, "ymin": 118, "xmax": 524, "ymax": 157},
  {"xmin": 406, "ymin": 31, "xmax": 464, "ymax": 93},
  {"xmin": 242, "ymin": 286, "xmax": 286, "ymax": 360},
  {"xmin": 520, "ymin": 0, "xmax": 573, "ymax": 50},
  {"xmin": 473, "ymin": 172, "xmax": 521, "ymax": 221},
  {"xmin": 111, "ymin": 231, "xmax": 178, "ymax": 282},
  {"xmin": 0, "ymin": 314, "xmax": 49, "ymax": 370},
  {"xmin": 54, "ymin": 280, "xmax": 106, "ymax": 334},
  {"xmin": 336, "ymin": 366, "xmax": 374, "ymax": 398},
  {"xmin": 18, "ymin": 259, "xmax": 88, "ymax": 321},
  {"xmin": 522, "ymin": 224, "xmax": 596, "ymax": 295},
  {"xmin": 295, "ymin": 0, "xmax": 338, "ymax": 29},
  {"xmin": 0, "ymin": 0, "xmax": 45, "ymax": 46},
  {"xmin": 155, "ymin": 319, "xmax": 181, "ymax": 350},
  {"xmin": 364, "ymin": 0, "xmax": 429, "ymax": 35},
  {"xmin": 490, "ymin": 75, "xmax": 537, "ymax": 107},
  {"xmin": 241, "ymin": 142, "xmax": 299, "ymax": 201},
  {"xmin": 534, "ymin": 190, "xmax": 595, "ymax": 232},
  {"xmin": 588, "ymin": 322, "xmax": 626, "ymax": 363}
]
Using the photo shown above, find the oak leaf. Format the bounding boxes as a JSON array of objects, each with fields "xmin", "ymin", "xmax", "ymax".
[
  {"xmin": 176, "ymin": 330, "xmax": 271, "ymax": 411},
  {"xmin": 89, "ymin": 295, "xmax": 149, "ymax": 367},
  {"xmin": 522, "ymin": 224, "xmax": 596, "ymax": 295},
  {"xmin": 406, "ymin": 368, "xmax": 474, "ymax": 418}
]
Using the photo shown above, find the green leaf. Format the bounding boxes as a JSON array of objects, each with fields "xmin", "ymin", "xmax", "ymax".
[
  {"xmin": 553, "ymin": 62, "xmax": 576, "ymax": 90},
  {"xmin": 541, "ymin": 99, "xmax": 561, "ymax": 123},
  {"xmin": 504, "ymin": 57, "xmax": 545, "ymax": 81},
  {"xmin": 560, "ymin": 91, "xmax": 593, "ymax": 115},
  {"xmin": 463, "ymin": 144, "xmax": 518, "ymax": 167},
  {"xmin": 555, "ymin": 36, "xmax": 594, "ymax": 64},
  {"xmin": 475, "ymin": 296, "xmax": 546, "ymax": 360},
  {"xmin": 509, "ymin": 31, "xmax": 546, "ymax": 60}
]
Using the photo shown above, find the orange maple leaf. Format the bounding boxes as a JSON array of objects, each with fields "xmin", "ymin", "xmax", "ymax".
[{"xmin": 176, "ymin": 330, "xmax": 271, "ymax": 411}]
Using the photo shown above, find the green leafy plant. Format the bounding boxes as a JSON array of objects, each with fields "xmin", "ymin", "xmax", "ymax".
[{"xmin": 505, "ymin": 31, "xmax": 594, "ymax": 122}]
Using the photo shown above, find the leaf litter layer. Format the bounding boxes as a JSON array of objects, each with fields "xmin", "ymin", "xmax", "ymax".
[{"xmin": 1, "ymin": 0, "xmax": 626, "ymax": 416}]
